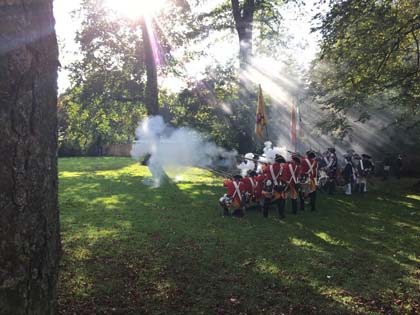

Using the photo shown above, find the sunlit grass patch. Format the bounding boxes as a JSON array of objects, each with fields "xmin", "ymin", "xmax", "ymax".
[
  {"xmin": 58, "ymin": 157, "xmax": 420, "ymax": 315},
  {"xmin": 406, "ymin": 194, "xmax": 420, "ymax": 201}
]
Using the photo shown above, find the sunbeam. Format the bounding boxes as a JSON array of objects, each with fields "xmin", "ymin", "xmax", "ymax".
[{"xmin": 105, "ymin": 0, "xmax": 166, "ymax": 19}]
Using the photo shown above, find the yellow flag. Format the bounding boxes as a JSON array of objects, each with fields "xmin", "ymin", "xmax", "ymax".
[{"xmin": 255, "ymin": 84, "xmax": 266, "ymax": 142}]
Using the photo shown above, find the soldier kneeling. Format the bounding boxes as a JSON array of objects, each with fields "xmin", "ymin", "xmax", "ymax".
[{"xmin": 220, "ymin": 175, "xmax": 246, "ymax": 217}]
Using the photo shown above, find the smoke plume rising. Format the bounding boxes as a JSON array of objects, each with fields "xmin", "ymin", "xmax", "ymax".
[{"xmin": 131, "ymin": 116, "xmax": 238, "ymax": 186}]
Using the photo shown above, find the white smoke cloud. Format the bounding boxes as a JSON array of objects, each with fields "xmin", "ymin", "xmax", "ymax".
[
  {"xmin": 131, "ymin": 116, "xmax": 238, "ymax": 186},
  {"xmin": 260, "ymin": 142, "xmax": 288, "ymax": 164},
  {"xmin": 237, "ymin": 152, "xmax": 256, "ymax": 176}
]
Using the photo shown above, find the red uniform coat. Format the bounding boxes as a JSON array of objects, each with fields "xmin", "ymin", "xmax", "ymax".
[
  {"xmin": 223, "ymin": 180, "xmax": 245, "ymax": 207},
  {"xmin": 242, "ymin": 175, "xmax": 264, "ymax": 201},
  {"xmin": 254, "ymin": 174, "xmax": 265, "ymax": 199},
  {"xmin": 280, "ymin": 162, "xmax": 301, "ymax": 199},
  {"xmin": 300, "ymin": 158, "xmax": 318, "ymax": 180},
  {"xmin": 280, "ymin": 161, "xmax": 300, "ymax": 184},
  {"xmin": 262, "ymin": 163, "xmax": 283, "ymax": 185},
  {"xmin": 300, "ymin": 157, "xmax": 318, "ymax": 192}
]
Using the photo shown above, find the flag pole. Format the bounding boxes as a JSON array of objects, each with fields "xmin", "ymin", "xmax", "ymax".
[{"xmin": 265, "ymin": 122, "xmax": 270, "ymax": 141}]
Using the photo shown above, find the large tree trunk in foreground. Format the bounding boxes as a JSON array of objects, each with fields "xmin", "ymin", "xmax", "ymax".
[{"xmin": 0, "ymin": 0, "xmax": 60, "ymax": 314}]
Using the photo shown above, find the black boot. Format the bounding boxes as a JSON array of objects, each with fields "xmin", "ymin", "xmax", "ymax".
[
  {"xmin": 328, "ymin": 180, "xmax": 335, "ymax": 195},
  {"xmin": 277, "ymin": 198, "xmax": 286, "ymax": 219},
  {"xmin": 233, "ymin": 208, "xmax": 244, "ymax": 217},
  {"xmin": 223, "ymin": 207, "xmax": 229, "ymax": 216},
  {"xmin": 262, "ymin": 198, "xmax": 270, "ymax": 218},
  {"xmin": 291, "ymin": 199, "xmax": 298, "ymax": 214},
  {"xmin": 310, "ymin": 191, "xmax": 317, "ymax": 211},
  {"xmin": 299, "ymin": 192, "xmax": 305, "ymax": 211},
  {"xmin": 359, "ymin": 183, "xmax": 365, "ymax": 194}
]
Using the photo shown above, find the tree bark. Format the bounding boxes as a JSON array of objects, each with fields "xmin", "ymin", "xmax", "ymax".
[
  {"xmin": 231, "ymin": 0, "xmax": 254, "ymax": 79},
  {"xmin": 0, "ymin": 1, "xmax": 60, "ymax": 314},
  {"xmin": 140, "ymin": 17, "xmax": 159, "ymax": 116},
  {"xmin": 231, "ymin": 0, "xmax": 256, "ymax": 153}
]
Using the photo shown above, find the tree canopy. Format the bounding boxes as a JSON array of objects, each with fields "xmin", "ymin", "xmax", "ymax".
[{"xmin": 311, "ymin": 0, "xmax": 420, "ymax": 140}]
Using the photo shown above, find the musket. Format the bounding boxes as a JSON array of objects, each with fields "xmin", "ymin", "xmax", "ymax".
[
  {"xmin": 287, "ymin": 150, "xmax": 304, "ymax": 157},
  {"xmin": 237, "ymin": 154, "xmax": 261, "ymax": 163},
  {"xmin": 202, "ymin": 166, "xmax": 235, "ymax": 179}
]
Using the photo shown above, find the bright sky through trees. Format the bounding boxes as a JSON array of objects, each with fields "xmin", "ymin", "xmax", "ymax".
[
  {"xmin": 53, "ymin": 0, "xmax": 322, "ymax": 93},
  {"xmin": 104, "ymin": 0, "xmax": 167, "ymax": 19}
]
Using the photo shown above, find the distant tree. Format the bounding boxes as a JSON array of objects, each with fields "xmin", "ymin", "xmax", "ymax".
[
  {"xmin": 311, "ymin": 0, "xmax": 420, "ymax": 139},
  {"xmin": 198, "ymin": 0, "xmax": 298, "ymax": 152},
  {"xmin": 0, "ymin": 0, "xmax": 60, "ymax": 313},
  {"xmin": 164, "ymin": 61, "xmax": 240, "ymax": 148},
  {"xmin": 60, "ymin": 0, "xmax": 195, "ymax": 152}
]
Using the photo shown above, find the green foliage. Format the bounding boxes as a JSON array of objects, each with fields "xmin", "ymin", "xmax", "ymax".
[
  {"xmin": 58, "ymin": 0, "xmax": 148, "ymax": 152},
  {"xmin": 58, "ymin": 157, "xmax": 420, "ymax": 314},
  {"xmin": 162, "ymin": 61, "xmax": 245, "ymax": 149},
  {"xmin": 59, "ymin": 0, "xmax": 302, "ymax": 154},
  {"xmin": 311, "ymin": 0, "xmax": 420, "ymax": 139}
]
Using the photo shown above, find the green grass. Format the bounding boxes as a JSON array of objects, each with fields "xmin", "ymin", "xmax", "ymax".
[{"xmin": 58, "ymin": 157, "xmax": 420, "ymax": 315}]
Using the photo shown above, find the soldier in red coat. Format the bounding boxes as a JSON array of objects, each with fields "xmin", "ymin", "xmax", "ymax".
[
  {"xmin": 261, "ymin": 154, "xmax": 287, "ymax": 218},
  {"xmin": 299, "ymin": 150, "xmax": 318, "ymax": 211},
  {"xmin": 241, "ymin": 170, "xmax": 264, "ymax": 205},
  {"xmin": 219, "ymin": 175, "xmax": 246, "ymax": 217},
  {"xmin": 280, "ymin": 154, "xmax": 301, "ymax": 214}
]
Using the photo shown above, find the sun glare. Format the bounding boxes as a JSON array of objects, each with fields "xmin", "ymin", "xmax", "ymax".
[{"xmin": 105, "ymin": 0, "xmax": 166, "ymax": 19}]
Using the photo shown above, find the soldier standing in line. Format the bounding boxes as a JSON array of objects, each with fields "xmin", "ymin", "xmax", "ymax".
[
  {"xmin": 383, "ymin": 154, "xmax": 391, "ymax": 180},
  {"xmin": 325, "ymin": 147, "xmax": 338, "ymax": 195},
  {"xmin": 342, "ymin": 155, "xmax": 355, "ymax": 195},
  {"xmin": 356, "ymin": 154, "xmax": 374, "ymax": 193},
  {"xmin": 281, "ymin": 154, "xmax": 301, "ymax": 215},
  {"xmin": 299, "ymin": 150, "xmax": 318, "ymax": 211},
  {"xmin": 395, "ymin": 154, "xmax": 403, "ymax": 179}
]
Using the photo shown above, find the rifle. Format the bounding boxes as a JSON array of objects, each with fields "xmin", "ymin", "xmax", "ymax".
[
  {"xmin": 237, "ymin": 154, "xmax": 261, "ymax": 163},
  {"xmin": 287, "ymin": 150, "xmax": 303, "ymax": 157},
  {"xmin": 202, "ymin": 166, "xmax": 235, "ymax": 179}
]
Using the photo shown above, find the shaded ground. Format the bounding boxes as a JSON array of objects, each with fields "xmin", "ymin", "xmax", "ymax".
[{"xmin": 58, "ymin": 157, "xmax": 420, "ymax": 315}]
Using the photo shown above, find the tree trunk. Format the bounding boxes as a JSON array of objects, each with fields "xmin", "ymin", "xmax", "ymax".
[
  {"xmin": 0, "ymin": 1, "xmax": 60, "ymax": 314},
  {"xmin": 140, "ymin": 17, "xmax": 159, "ymax": 116},
  {"xmin": 231, "ymin": 0, "xmax": 256, "ymax": 153},
  {"xmin": 231, "ymin": 0, "xmax": 254, "ymax": 93}
]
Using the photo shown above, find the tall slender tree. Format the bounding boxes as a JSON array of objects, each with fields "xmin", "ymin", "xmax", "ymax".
[
  {"xmin": 140, "ymin": 16, "xmax": 160, "ymax": 115},
  {"xmin": 0, "ymin": 0, "xmax": 60, "ymax": 314},
  {"xmin": 198, "ymin": 0, "xmax": 296, "ymax": 152}
]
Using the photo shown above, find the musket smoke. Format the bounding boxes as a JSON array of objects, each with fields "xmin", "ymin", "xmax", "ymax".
[{"xmin": 131, "ymin": 116, "xmax": 238, "ymax": 186}]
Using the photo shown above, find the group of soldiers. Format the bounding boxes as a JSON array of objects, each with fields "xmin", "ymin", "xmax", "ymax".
[
  {"xmin": 341, "ymin": 149, "xmax": 375, "ymax": 195},
  {"xmin": 219, "ymin": 142, "xmax": 376, "ymax": 219}
]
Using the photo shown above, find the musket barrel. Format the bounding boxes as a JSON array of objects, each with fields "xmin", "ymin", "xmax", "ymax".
[
  {"xmin": 237, "ymin": 154, "xmax": 261, "ymax": 163},
  {"xmin": 202, "ymin": 166, "xmax": 234, "ymax": 178}
]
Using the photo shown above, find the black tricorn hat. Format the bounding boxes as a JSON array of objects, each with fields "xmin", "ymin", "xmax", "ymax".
[
  {"xmin": 233, "ymin": 174, "xmax": 243, "ymax": 181},
  {"xmin": 275, "ymin": 154, "xmax": 286, "ymax": 163},
  {"xmin": 328, "ymin": 147, "xmax": 336, "ymax": 153},
  {"xmin": 306, "ymin": 150, "xmax": 316, "ymax": 159},
  {"xmin": 248, "ymin": 170, "xmax": 257, "ymax": 177},
  {"xmin": 361, "ymin": 154, "xmax": 371, "ymax": 159},
  {"xmin": 291, "ymin": 154, "xmax": 301, "ymax": 164}
]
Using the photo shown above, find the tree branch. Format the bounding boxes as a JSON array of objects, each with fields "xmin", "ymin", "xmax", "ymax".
[
  {"xmin": 412, "ymin": 30, "xmax": 420, "ymax": 68},
  {"xmin": 231, "ymin": 0, "xmax": 242, "ymax": 27}
]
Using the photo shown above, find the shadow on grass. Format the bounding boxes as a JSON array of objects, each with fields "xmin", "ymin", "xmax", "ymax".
[{"xmin": 58, "ymin": 158, "xmax": 420, "ymax": 315}]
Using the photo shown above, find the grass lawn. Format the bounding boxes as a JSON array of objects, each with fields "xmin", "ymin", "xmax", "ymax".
[{"xmin": 58, "ymin": 157, "xmax": 420, "ymax": 315}]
